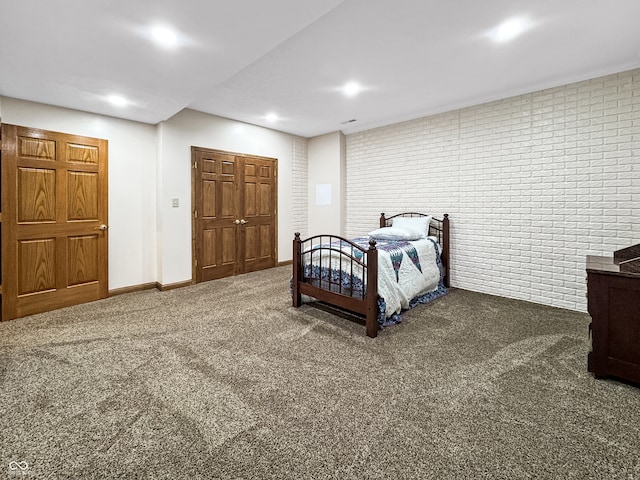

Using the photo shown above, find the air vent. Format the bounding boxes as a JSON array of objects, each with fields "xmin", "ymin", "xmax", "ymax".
[{"xmin": 340, "ymin": 119, "xmax": 357, "ymax": 125}]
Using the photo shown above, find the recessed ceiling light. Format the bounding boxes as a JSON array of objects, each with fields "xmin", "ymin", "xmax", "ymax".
[
  {"xmin": 488, "ymin": 17, "xmax": 530, "ymax": 43},
  {"xmin": 108, "ymin": 95, "xmax": 128, "ymax": 107},
  {"xmin": 265, "ymin": 113, "xmax": 278, "ymax": 122},
  {"xmin": 342, "ymin": 82, "xmax": 361, "ymax": 97},
  {"xmin": 151, "ymin": 25, "xmax": 178, "ymax": 47}
]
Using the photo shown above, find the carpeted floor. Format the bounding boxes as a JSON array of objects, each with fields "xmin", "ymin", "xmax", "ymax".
[{"xmin": 1, "ymin": 266, "xmax": 639, "ymax": 479}]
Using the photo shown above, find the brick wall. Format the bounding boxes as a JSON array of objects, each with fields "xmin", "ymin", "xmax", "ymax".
[
  {"xmin": 345, "ymin": 69, "xmax": 640, "ymax": 312},
  {"xmin": 292, "ymin": 136, "xmax": 309, "ymax": 238}
]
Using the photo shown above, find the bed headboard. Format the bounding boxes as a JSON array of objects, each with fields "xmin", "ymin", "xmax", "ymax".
[{"xmin": 380, "ymin": 212, "xmax": 450, "ymax": 287}]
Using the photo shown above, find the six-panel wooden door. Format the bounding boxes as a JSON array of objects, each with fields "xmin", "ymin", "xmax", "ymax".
[
  {"xmin": 241, "ymin": 155, "xmax": 278, "ymax": 274},
  {"xmin": 1, "ymin": 124, "xmax": 108, "ymax": 320},
  {"xmin": 192, "ymin": 148, "xmax": 277, "ymax": 282}
]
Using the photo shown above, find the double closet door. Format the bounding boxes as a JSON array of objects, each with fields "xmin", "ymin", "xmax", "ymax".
[{"xmin": 192, "ymin": 148, "xmax": 277, "ymax": 282}]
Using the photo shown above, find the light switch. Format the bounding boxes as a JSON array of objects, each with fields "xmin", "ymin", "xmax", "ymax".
[{"xmin": 172, "ymin": 198, "xmax": 179, "ymax": 208}]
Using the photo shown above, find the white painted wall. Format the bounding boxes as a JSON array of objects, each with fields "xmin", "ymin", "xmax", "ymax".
[
  {"xmin": 345, "ymin": 69, "xmax": 640, "ymax": 312},
  {"xmin": 0, "ymin": 97, "xmax": 158, "ymax": 290},
  {"xmin": 156, "ymin": 109, "xmax": 301, "ymax": 285},
  {"xmin": 0, "ymin": 99, "xmax": 303, "ymax": 291},
  {"xmin": 6, "ymin": 67, "xmax": 636, "ymax": 313},
  {"xmin": 307, "ymin": 131, "xmax": 345, "ymax": 236}
]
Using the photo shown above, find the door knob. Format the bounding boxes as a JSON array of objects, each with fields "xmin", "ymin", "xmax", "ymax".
[
  {"xmin": 234, "ymin": 219, "xmax": 241, "ymax": 224},
  {"xmin": 240, "ymin": 219, "xmax": 248, "ymax": 225},
  {"xmin": 94, "ymin": 224, "xmax": 108, "ymax": 231}
]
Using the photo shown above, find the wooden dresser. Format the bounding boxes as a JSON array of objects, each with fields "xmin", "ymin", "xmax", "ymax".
[{"xmin": 586, "ymin": 244, "xmax": 640, "ymax": 385}]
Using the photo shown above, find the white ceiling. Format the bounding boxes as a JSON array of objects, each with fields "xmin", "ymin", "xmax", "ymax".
[{"xmin": 2, "ymin": 0, "xmax": 640, "ymax": 138}]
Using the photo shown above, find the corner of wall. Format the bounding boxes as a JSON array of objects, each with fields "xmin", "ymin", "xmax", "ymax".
[
  {"xmin": 339, "ymin": 131, "xmax": 346, "ymax": 235},
  {"xmin": 155, "ymin": 121, "xmax": 165, "ymax": 285},
  {"xmin": 292, "ymin": 136, "xmax": 309, "ymax": 238},
  {"xmin": 307, "ymin": 131, "xmax": 345, "ymax": 236}
]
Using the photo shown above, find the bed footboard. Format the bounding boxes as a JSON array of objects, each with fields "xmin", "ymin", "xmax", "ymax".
[{"xmin": 292, "ymin": 233, "xmax": 379, "ymax": 337}]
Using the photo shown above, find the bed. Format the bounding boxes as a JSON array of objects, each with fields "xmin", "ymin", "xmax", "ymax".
[{"xmin": 292, "ymin": 212, "xmax": 450, "ymax": 338}]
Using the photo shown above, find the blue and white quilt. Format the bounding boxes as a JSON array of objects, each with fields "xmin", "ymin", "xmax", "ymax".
[{"xmin": 301, "ymin": 236, "xmax": 447, "ymax": 327}]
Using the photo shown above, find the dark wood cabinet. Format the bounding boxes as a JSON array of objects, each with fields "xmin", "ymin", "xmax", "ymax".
[{"xmin": 587, "ymin": 244, "xmax": 640, "ymax": 385}]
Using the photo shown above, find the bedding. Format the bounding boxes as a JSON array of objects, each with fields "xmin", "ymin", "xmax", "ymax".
[
  {"xmin": 292, "ymin": 212, "xmax": 450, "ymax": 338},
  {"xmin": 300, "ymin": 235, "xmax": 447, "ymax": 326},
  {"xmin": 392, "ymin": 216, "xmax": 432, "ymax": 237},
  {"xmin": 368, "ymin": 226, "xmax": 423, "ymax": 241}
]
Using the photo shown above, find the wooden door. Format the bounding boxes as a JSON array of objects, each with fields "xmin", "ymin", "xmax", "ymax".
[
  {"xmin": 1, "ymin": 124, "xmax": 108, "ymax": 320},
  {"xmin": 241, "ymin": 156, "xmax": 277, "ymax": 273},
  {"xmin": 192, "ymin": 147, "xmax": 276, "ymax": 282},
  {"xmin": 193, "ymin": 149, "xmax": 240, "ymax": 282}
]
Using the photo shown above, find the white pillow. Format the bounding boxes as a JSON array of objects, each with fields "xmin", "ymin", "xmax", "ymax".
[
  {"xmin": 391, "ymin": 216, "xmax": 431, "ymax": 237},
  {"xmin": 368, "ymin": 226, "xmax": 422, "ymax": 241}
]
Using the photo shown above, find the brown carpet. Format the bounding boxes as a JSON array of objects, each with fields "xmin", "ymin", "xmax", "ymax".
[{"xmin": 1, "ymin": 266, "xmax": 639, "ymax": 479}]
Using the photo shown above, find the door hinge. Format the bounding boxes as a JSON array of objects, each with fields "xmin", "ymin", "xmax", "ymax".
[
  {"xmin": 195, "ymin": 259, "xmax": 198, "ymax": 267},
  {"xmin": 194, "ymin": 161, "xmax": 198, "ymax": 169},
  {"xmin": 194, "ymin": 210, "xmax": 198, "ymax": 218}
]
